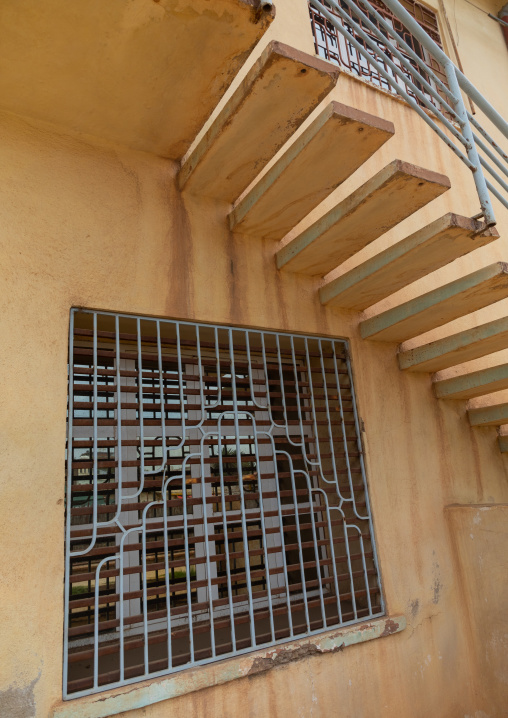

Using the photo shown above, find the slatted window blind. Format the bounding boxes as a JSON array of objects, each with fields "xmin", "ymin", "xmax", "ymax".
[{"xmin": 64, "ymin": 309, "xmax": 383, "ymax": 698}]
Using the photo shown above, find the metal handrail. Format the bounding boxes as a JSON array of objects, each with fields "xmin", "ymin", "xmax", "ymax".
[{"xmin": 309, "ymin": 0, "xmax": 508, "ymax": 227}]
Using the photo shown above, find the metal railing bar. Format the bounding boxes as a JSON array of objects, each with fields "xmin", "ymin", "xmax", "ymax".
[
  {"xmin": 356, "ymin": 0, "xmax": 456, "ymax": 102},
  {"xmin": 65, "ymin": 311, "xmax": 382, "ymax": 698},
  {"xmin": 316, "ymin": 0, "xmax": 465, "ymax": 136},
  {"xmin": 479, "ymin": 156, "xmax": 508, "ymax": 196},
  {"xmin": 338, "ymin": 0, "xmax": 459, "ymax": 117},
  {"xmin": 382, "ymin": 0, "xmax": 508, "ymax": 144},
  {"xmin": 443, "ymin": 60, "xmax": 496, "ymax": 225},
  {"xmin": 470, "ymin": 115, "xmax": 508, "ymax": 164},
  {"xmin": 486, "ymin": 179, "xmax": 508, "ymax": 211},
  {"xmin": 309, "ymin": 0, "xmax": 474, "ymax": 168},
  {"xmin": 228, "ymin": 328, "xmax": 257, "ymax": 647},
  {"xmin": 457, "ymin": 70, "xmax": 508, "ymax": 140},
  {"xmin": 474, "ymin": 133, "xmax": 508, "ymax": 181}
]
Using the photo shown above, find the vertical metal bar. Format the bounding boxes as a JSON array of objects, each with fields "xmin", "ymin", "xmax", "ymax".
[
  {"xmin": 162, "ymin": 466, "xmax": 172, "ymax": 670},
  {"xmin": 278, "ymin": 450, "xmax": 311, "ymax": 632},
  {"xmin": 196, "ymin": 328, "xmax": 216, "ymax": 657},
  {"xmin": 317, "ymin": 340, "xmax": 341, "ymax": 493},
  {"xmin": 114, "ymin": 315, "xmax": 125, "ymax": 682},
  {"xmin": 216, "ymin": 422, "xmax": 237, "ymax": 650},
  {"xmin": 62, "ymin": 309, "xmax": 75, "ymax": 698},
  {"xmin": 228, "ymin": 328, "xmax": 257, "ymax": 646},
  {"xmin": 156, "ymin": 320, "xmax": 168, "ymax": 471},
  {"xmin": 91, "ymin": 313, "xmax": 99, "ymax": 546},
  {"xmin": 313, "ymin": 489, "xmax": 343, "ymax": 623},
  {"xmin": 266, "ymin": 436, "xmax": 295, "ymax": 637},
  {"xmin": 115, "ymin": 316, "xmax": 123, "ymax": 504},
  {"xmin": 295, "ymin": 470, "xmax": 327, "ymax": 627},
  {"xmin": 136, "ymin": 318, "xmax": 145, "ymax": 495},
  {"xmin": 245, "ymin": 410, "xmax": 275, "ymax": 642},
  {"xmin": 181, "ymin": 456, "xmax": 195, "ymax": 663},
  {"xmin": 342, "ymin": 523, "xmax": 359, "ymax": 619}
]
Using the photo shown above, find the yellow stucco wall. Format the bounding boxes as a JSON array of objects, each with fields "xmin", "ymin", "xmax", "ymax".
[{"xmin": 1, "ymin": 1, "xmax": 508, "ymax": 716}]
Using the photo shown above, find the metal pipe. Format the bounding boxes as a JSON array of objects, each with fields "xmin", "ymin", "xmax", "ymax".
[{"xmin": 309, "ymin": 0, "xmax": 474, "ymax": 168}]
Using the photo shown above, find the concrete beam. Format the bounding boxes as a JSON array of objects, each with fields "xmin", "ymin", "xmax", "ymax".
[
  {"xmin": 360, "ymin": 262, "xmax": 508, "ymax": 343},
  {"xmin": 319, "ymin": 214, "xmax": 498, "ymax": 310},
  {"xmin": 434, "ymin": 363, "xmax": 508, "ymax": 400},
  {"xmin": 0, "ymin": 0, "xmax": 275, "ymax": 159},
  {"xmin": 179, "ymin": 41, "xmax": 339, "ymax": 202},
  {"xmin": 468, "ymin": 402, "xmax": 508, "ymax": 427},
  {"xmin": 498, "ymin": 435, "xmax": 508, "ymax": 452},
  {"xmin": 398, "ymin": 316, "xmax": 508, "ymax": 373},
  {"xmin": 229, "ymin": 102, "xmax": 394, "ymax": 240},
  {"xmin": 276, "ymin": 160, "xmax": 450, "ymax": 276}
]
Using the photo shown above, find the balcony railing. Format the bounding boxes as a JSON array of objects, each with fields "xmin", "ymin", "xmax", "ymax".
[
  {"xmin": 309, "ymin": 0, "xmax": 508, "ymax": 227},
  {"xmin": 309, "ymin": 0, "xmax": 449, "ymax": 115}
]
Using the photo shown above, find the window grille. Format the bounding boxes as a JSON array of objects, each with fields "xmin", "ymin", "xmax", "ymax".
[
  {"xmin": 309, "ymin": 0, "xmax": 448, "ymax": 113},
  {"xmin": 64, "ymin": 309, "xmax": 383, "ymax": 698}
]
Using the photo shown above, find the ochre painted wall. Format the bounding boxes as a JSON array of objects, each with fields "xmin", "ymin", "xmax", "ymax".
[{"xmin": 1, "ymin": 0, "xmax": 508, "ymax": 716}]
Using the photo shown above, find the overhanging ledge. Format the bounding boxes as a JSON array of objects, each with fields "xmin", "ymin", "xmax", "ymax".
[{"xmin": 51, "ymin": 615, "xmax": 405, "ymax": 718}]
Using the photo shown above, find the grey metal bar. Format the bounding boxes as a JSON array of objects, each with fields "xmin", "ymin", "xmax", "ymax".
[
  {"xmin": 310, "ymin": 0, "xmax": 508, "ymax": 223},
  {"xmin": 228, "ymin": 328, "xmax": 257, "ymax": 647},
  {"xmin": 64, "ymin": 310, "xmax": 382, "ymax": 698},
  {"xmin": 309, "ymin": 0, "xmax": 474, "ymax": 169}
]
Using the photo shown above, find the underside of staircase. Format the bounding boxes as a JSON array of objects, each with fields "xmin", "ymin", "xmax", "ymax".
[{"xmin": 2, "ymin": 0, "xmax": 506, "ymax": 452}]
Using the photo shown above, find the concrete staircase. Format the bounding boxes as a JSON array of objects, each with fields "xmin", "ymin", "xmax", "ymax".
[{"xmin": 6, "ymin": 0, "xmax": 505, "ymax": 450}]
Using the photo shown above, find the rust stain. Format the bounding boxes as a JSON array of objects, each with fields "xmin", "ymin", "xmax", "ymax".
[
  {"xmin": 247, "ymin": 641, "xmax": 345, "ymax": 676},
  {"xmin": 380, "ymin": 618, "xmax": 400, "ymax": 637}
]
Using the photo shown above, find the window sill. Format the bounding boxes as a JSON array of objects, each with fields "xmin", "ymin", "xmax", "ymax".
[{"xmin": 51, "ymin": 615, "xmax": 405, "ymax": 718}]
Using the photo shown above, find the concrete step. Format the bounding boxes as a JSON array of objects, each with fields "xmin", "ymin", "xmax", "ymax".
[
  {"xmin": 398, "ymin": 316, "xmax": 508, "ymax": 373},
  {"xmin": 0, "ymin": 0, "xmax": 275, "ymax": 159},
  {"xmin": 468, "ymin": 402, "xmax": 508, "ymax": 427},
  {"xmin": 319, "ymin": 214, "xmax": 498, "ymax": 310},
  {"xmin": 360, "ymin": 262, "xmax": 508, "ymax": 343},
  {"xmin": 276, "ymin": 160, "xmax": 450, "ymax": 276},
  {"xmin": 229, "ymin": 102, "xmax": 394, "ymax": 240},
  {"xmin": 434, "ymin": 363, "xmax": 508, "ymax": 400},
  {"xmin": 179, "ymin": 41, "xmax": 339, "ymax": 202}
]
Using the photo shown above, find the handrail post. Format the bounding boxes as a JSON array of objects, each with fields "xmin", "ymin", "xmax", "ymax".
[{"xmin": 443, "ymin": 62, "xmax": 496, "ymax": 226}]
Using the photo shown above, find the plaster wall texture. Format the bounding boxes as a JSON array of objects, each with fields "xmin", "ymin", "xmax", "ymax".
[{"xmin": 1, "ymin": 0, "xmax": 508, "ymax": 716}]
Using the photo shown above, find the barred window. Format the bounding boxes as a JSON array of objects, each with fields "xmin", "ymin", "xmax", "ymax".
[
  {"xmin": 64, "ymin": 309, "xmax": 383, "ymax": 698},
  {"xmin": 308, "ymin": 0, "xmax": 447, "ymax": 112}
]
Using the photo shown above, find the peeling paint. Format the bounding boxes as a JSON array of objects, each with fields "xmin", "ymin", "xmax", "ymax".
[
  {"xmin": 247, "ymin": 642, "xmax": 345, "ymax": 676},
  {"xmin": 381, "ymin": 618, "xmax": 401, "ymax": 637},
  {"xmin": 51, "ymin": 616, "xmax": 405, "ymax": 718}
]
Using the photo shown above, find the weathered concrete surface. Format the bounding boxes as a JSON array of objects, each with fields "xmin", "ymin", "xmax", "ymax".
[
  {"xmin": 320, "ymin": 214, "xmax": 498, "ymax": 310},
  {"xmin": 229, "ymin": 101, "xmax": 394, "ymax": 240},
  {"xmin": 276, "ymin": 159, "xmax": 450, "ymax": 276},
  {"xmin": 361, "ymin": 262, "xmax": 508, "ymax": 343},
  {"xmin": 445, "ymin": 505, "xmax": 508, "ymax": 716},
  {"xmin": 179, "ymin": 41, "xmax": 339, "ymax": 202},
  {"xmin": 50, "ymin": 617, "xmax": 405, "ymax": 718},
  {"xmin": 0, "ymin": 0, "xmax": 274, "ymax": 160},
  {"xmin": 468, "ymin": 401, "xmax": 508, "ymax": 427},
  {"xmin": 398, "ymin": 316, "xmax": 508, "ymax": 373},
  {"xmin": 434, "ymin": 362, "xmax": 508, "ymax": 400}
]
